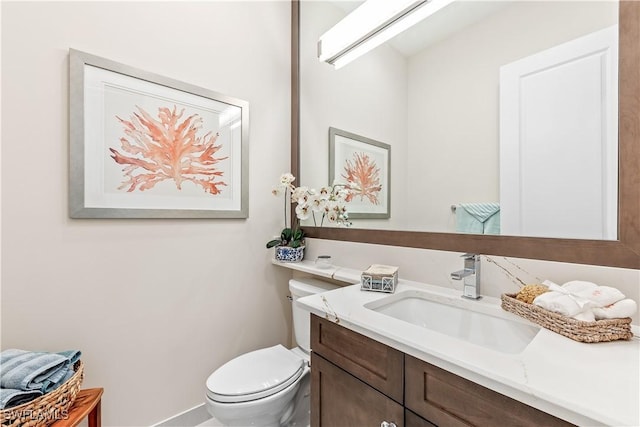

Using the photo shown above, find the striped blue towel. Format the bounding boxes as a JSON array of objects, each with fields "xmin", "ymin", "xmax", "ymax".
[
  {"xmin": 0, "ymin": 349, "xmax": 81, "ymax": 394},
  {"xmin": 459, "ymin": 203, "xmax": 500, "ymax": 223},
  {"xmin": 0, "ymin": 388, "xmax": 43, "ymax": 409},
  {"xmin": 456, "ymin": 203, "xmax": 501, "ymax": 235}
]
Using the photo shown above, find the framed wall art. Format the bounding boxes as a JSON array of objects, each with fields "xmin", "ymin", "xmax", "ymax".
[
  {"xmin": 329, "ymin": 127, "xmax": 390, "ymax": 219},
  {"xmin": 69, "ymin": 49, "xmax": 249, "ymax": 218}
]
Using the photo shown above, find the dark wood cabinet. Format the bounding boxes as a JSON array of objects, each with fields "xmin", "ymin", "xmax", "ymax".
[
  {"xmin": 311, "ymin": 314, "xmax": 404, "ymax": 427},
  {"xmin": 405, "ymin": 409, "xmax": 437, "ymax": 427},
  {"xmin": 310, "ymin": 314, "xmax": 574, "ymax": 427},
  {"xmin": 311, "ymin": 352, "xmax": 404, "ymax": 427},
  {"xmin": 405, "ymin": 355, "xmax": 573, "ymax": 427},
  {"xmin": 310, "ymin": 313, "xmax": 404, "ymax": 402}
]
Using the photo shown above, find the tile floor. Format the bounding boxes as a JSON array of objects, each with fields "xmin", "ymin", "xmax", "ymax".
[{"xmin": 195, "ymin": 417, "xmax": 222, "ymax": 427}]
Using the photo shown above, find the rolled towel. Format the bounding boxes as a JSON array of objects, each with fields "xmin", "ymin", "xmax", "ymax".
[
  {"xmin": 563, "ymin": 281, "xmax": 625, "ymax": 307},
  {"xmin": 592, "ymin": 299, "xmax": 638, "ymax": 320},
  {"xmin": 0, "ymin": 349, "xmax": 81, "ymax": 393},
  {"xmin": 0, "ymin": 388, "xmax": 43, "ymax": 409},
  {"xmin": 536, "ymin": 280, "xmax": 627, "ymax": 311},
  {"xmin": 533, "ymin": 291, "xmax": 585, "ymax": 317},
  {"xmin": 572, "ymin": 310, "xmax": 596, "ymax": 322}
]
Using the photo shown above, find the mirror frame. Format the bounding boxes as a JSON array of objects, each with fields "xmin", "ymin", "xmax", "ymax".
[{"xmin": 291, "ymin": 0, "xmax": 640, "ymax": 269}]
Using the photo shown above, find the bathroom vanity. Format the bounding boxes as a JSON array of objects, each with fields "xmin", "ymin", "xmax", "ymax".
[
  {"xmin": 283, "ymin": 263, "xmax": 639, "ymax": 427},
  {"xmin": 311, "ymin": 314, "xmax": 571, "ymax": 427}
]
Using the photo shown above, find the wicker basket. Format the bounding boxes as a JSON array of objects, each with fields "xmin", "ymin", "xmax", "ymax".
[
  {"xmin": 501, "ymin": 294, "xmax": 633, "ymax": 343},
  {"xmin": 0, "ymin": 361, "xmax": 84, "ymax": 427}
]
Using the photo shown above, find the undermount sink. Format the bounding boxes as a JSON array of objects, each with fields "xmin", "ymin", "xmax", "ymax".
[{"xmin": 365, "ymin": 290, "xmax": 540, "ymax": 354}]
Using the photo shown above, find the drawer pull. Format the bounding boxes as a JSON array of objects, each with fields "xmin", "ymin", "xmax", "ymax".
[{"xmin": 380, "ymin": 421, "xmax": 397, "ymax": 427}]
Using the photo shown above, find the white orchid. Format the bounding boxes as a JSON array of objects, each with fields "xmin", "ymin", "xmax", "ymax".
[
  {"xmin": 267, "ymin": 173, "xmax": 305, "ymax": 250},
  {"xmin": 280, "ymin": 172, "xmax": 295, "ymax": 187},
  {"xmin": 295, "ymin": 203, "xmax": 311, "ymax": 220},
  {"xmin": 292, "ymin": 186, "xmax": 312, "ymax": 204},
  {"xmin": 271, "ymin": 172, "xmax": 353, "ymax": 231},
  {"xmin": 318, "ymin": 186, "xmax": 331, "ymax": 199},
  {"xmin": 309, "ymin": 194, "xmax": 326, "ymax": 212}
]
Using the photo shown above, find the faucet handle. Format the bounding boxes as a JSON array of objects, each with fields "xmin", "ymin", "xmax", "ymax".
[{"xmin": 460, "ymin": 252, "xmax": 477, "ymax": 260}]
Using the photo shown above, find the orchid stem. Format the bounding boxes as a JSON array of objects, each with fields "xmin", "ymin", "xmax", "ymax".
[{"xmin": 284, "ymin": 188, "xmax": 288, "ymax": 230}]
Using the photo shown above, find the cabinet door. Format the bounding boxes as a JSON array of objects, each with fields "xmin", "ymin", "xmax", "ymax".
[
  {"xmin": 405, "ymin": 409, "xmax": 436, "ymax": 427},
  {"xmin": 311, "ymin": 314, "xmax": 404, "ymax": 402},
  {"xmin": 312, "ymin": 352, "xmax": 404, "ymax": 427},
  {"xmin": 405, "ymin": 355, "xmax": 574, "ymax": 427}
]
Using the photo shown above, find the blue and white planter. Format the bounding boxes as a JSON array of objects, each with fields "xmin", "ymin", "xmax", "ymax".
[{"xmin": 275, "ymin": 245, "xmax": 305, "ymax": 262}]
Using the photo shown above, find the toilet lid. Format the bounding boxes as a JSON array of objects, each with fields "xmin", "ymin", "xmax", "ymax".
[{"xmin": 206, "ymin": 345, "xmax": 305, "ymax": 403}]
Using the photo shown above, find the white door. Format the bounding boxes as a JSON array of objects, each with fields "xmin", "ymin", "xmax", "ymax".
[{"xmin": 500, "ymin": 25, "xmax": 618, "ymax": 240}]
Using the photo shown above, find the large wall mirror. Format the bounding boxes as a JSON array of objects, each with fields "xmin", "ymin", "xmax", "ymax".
[{"xmin": 291, "ymin": 0, "xmax": 640, "ymax": 269}]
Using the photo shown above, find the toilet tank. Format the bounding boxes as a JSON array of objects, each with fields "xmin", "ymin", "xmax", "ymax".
[{"xmin": 289, "ymin": 278, "xmax": 340, "ymax": 353}]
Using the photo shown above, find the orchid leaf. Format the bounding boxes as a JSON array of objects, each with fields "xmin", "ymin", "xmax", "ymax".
[
  {"xmin": 293, "ymin": 229, "xmax": 304, "ymax": 240},
  {"xmin": 266, "ymin": 239, "xmax": 283, "ymax": 248}
]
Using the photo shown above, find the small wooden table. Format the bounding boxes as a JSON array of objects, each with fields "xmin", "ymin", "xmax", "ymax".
[{"xmin": 51, "ymin": 388, "xmax": 103, "ymax": 427}]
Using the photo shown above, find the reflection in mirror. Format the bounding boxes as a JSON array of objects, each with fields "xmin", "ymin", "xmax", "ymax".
[{"xmin": 300, "ymin": 1, "xmax": 619, "ymax": 240}]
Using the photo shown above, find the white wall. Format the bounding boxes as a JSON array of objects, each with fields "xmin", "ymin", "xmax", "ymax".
[
  {"xmin": 299, "ymin": 1, "xmax": 409, "ymax": 230},
  {"xmin": 407, "ymin": 1, "xmax": 617, "ymax": 232},
  {"xmin": 1, "ymin": 2, "xmax": 292, "ymax": 425}
]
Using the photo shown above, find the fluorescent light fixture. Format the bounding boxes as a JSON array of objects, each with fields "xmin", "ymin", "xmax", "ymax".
[{"xmin": 318, "ymin": 0, "xmax": 456, "ymax": 69}]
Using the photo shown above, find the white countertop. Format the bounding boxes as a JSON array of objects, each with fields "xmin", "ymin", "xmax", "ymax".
[{"xmin": 284, "ymin": 261, "xmax": 640, "ymax": 426}]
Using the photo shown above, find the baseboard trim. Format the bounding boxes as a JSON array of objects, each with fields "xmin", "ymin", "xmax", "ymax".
[{"xmin": 151, "ymin": 403, "xmax": 211, "ymax": 427}]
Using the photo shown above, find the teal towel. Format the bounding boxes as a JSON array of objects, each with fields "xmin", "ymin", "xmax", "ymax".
[
  {"xmin": 0, "ymin": 349, "xmax": 81, "ymax": 394},
  {"xmin": 57, "ymin": 350, "xmax": 81, "ymax": 366},
  {"xmin": 455, "ymin": 207, "xmax": 484, "ymax": 234},
  {"xmin": 455, "ymin": 203, "xmax": 500, "ymax": 234},
  {"xmin": 484, "ymin": 211, "xmax": 501, "ymax": 235},
  {"xmin": 0, "ymin": 388, "xmax": 43, "ymax": 409}
]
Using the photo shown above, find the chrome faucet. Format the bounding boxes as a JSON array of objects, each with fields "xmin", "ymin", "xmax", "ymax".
[{"xmin": 450, "ymin": 253, "xmax": 481, "ymax": 299}]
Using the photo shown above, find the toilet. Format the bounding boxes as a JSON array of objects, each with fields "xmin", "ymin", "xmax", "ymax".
[{"xmin": 205, "ymin": 278, "xmax": 339, "ymax": 427}]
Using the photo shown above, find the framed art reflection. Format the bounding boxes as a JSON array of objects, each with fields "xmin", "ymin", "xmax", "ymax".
[{"xmin": 329, "ymin": 127, "xmax": 390, "ymax": 219}]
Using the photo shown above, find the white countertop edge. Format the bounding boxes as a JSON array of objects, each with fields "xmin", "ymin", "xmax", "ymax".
[{"xmin": 271, "ymin": 259, "xmax": 337, "ymax": 278}]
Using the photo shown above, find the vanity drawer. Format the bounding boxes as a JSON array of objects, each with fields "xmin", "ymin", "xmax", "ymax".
[
  {"xmin": 405, "ymin": 355, "xmax": 574, "ymax": 427},
  {"xmin": 311, "ymin": 314, "xmax": 404, "ymax": 403},
  {"xmin": 311, "ymin": 352, "xmax": 404, "ymax": 427},
  {"xmin": 405, "ymin": 409, "xmax": 437, "ymax": 427}
]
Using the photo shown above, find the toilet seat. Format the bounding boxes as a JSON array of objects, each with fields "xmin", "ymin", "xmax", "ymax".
[{"xmin": 206, "ymin": 345, "xmax": 304, "ymax": 404}]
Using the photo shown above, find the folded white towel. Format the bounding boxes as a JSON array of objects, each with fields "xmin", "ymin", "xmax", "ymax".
[
  {"xmin": 563, "ymin": 281, "xmax": 625, "ymax": 307},
  {"xmin": 364, "ymin": 264, "xmax": 398, "ymax": 276},
  {"xmin": 533, "ymin": 280, "xmax": 628, "ymax": 320},
  {"xmin": 592, "ymin": 299, "xmax": 638, "ymax": 320},
  {"xmin": 573, "ymin": 310, "xmax": 596, "ymax": 322},
  {"xmin": 533, "ymin": 292, "xmax": 585, "ymax": 317}
]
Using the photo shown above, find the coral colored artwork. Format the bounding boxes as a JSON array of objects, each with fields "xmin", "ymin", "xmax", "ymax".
[
  {"xmin": 110, "ymin": 105, "xmax": 227, "ymax": 195},
  {"xmin": 342, "ymin": 152, "xmax": 382, "ymax": 204},
  {"xmin": 329, "ymin": 127, "xmax": 390, "ymax": 219},
  {"xmin": 69, "ymin": 49, "xmax": 248, "ymax": 218}
]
